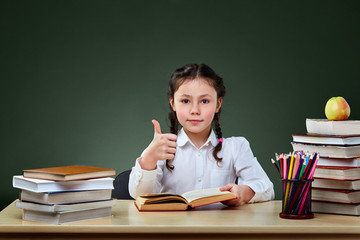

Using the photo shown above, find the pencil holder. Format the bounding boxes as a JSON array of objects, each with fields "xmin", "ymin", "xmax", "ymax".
[{"xmin": 279, "ymin": 179, "xmax": 314, "ymax": 219}]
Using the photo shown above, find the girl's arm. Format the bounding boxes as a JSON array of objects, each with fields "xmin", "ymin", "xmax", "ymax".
[
  {"xmin": 128, "ymin": 157, "xmax": 163, "ymax": 199},
  {"xmin": 128, "ymin": 120, "xmax": 177, "ymax": 199},
  {"xmin": 221, "ymin": 137, "xmax": 274, "ymax": 205}
]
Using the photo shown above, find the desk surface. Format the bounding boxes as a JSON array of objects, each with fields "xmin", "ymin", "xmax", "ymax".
[{"xmin": 0, "ymin": 200, "xmax": 359, "ymax": 239}]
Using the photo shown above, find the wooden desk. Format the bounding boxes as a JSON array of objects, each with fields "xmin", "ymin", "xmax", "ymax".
[{"xmin": 0, "ymin": 200, "xmax": 359, "ymax": 240}]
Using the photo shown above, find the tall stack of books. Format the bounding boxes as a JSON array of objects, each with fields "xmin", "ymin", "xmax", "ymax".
[
  {"xmin": 291, "ymin": 119, "xmax": 360, "ymax": 216},
  {"xmin": 13, "ymin": 165, "xmax": 116, "ymax": 224}
]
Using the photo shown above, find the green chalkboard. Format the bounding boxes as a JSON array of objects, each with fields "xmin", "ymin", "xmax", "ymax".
[{"xmin": 1, "ymin": 0, "xmax": 359, "ymax": 210}]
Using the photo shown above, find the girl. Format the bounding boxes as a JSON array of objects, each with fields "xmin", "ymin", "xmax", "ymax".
[{"xmin": 128, "ymin": 64, "xmax": 274, "ymax": 206}]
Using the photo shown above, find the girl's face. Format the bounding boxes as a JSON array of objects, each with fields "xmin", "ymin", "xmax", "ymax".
[{"xmin": 170, "ymin": 77, "xmax": 222, "ymax": 137}]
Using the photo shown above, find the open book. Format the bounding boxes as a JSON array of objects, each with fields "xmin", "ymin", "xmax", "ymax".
[{"xmin": 135, "ymin": 187, "xmax": 236, "ymax": 211}]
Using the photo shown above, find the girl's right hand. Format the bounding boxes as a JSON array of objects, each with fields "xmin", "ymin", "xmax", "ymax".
[{"xmin": 139, "ymin": 120, "xmax": 177, "ymax": 170}]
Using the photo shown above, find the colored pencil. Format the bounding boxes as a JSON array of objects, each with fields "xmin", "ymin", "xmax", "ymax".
[
  {"xmin": 272, "ymin": 151, "xmax": 319, "ymax": 215},
  {"xmin": 271, "ymin": 159, "xmax": 280, "ymax": 174}
]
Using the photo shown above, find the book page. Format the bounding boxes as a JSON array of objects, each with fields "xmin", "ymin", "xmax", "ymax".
[
  {"xmin": 182, "ymin": 188, "xmax": 231, "ymax": 203},
  {"xmin": 139, "ymin": 193, "xmax": 187, "ymax": 204}
]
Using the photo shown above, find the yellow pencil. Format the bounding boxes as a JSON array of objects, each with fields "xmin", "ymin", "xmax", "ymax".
[
  {"xmin": 284, "ymin": 152, "xmax": 295, "ymax": 211},
  {"xmin": 288, "ymin": 152, "xmax": 295, "ymax": 179}
]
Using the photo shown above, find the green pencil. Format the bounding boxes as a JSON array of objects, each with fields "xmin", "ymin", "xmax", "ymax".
[{"xmin": 298, "ymin": 161, "xmax": 306, "ymax": 180}]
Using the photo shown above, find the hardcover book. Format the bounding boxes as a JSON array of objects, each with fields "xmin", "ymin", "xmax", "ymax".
[
  {"xmin": 135, "ymin": 188, "xmax": 236, "ymax": 211},
  {"xmin": 292, "ymin": 133, "xmax": 360, "ymax": 146},
  {"xmin": 13, "ymin": 176, "xmax": 114, "ymax": 193},
  {"xmin": 16, "ymin": 199, "xmax": 116, "ymax": 212},
  {"xmin": 22, "ymin": 206, "xmax": 112, "ymax": 224},
  {"xmin": 312, "ymin": 201, "xmax": 360, "ymax": 216},
  {"xmin": 312, "ymin": 188, "xmax": 360, "ymax": 204},
  {"xmin": 23, "ymin": 165, "xmax": 116, "ymax": 181},
  {"xmin": 291, "ymin": 142, "xmax": 360, "ymax": 158},
  {"xmin": 313, "ymin": 166, "xmax": 360, "ymax": 180},
  {"xmin": 316, "ymin": 157, "xmax": 360, "ymax": 167},
  {"xmin": 306, "ymin": 119, "xmax": 360, "ymax": 136},
  {"xmin": 20, "ymin": 189, "xmax": 112, "ymax": 204},
  {"xmin": 313, "ymin": 178, "xmax": 360, "ymax": 190}
]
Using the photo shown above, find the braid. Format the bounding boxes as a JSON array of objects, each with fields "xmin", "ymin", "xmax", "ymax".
[
  {"xmin": 169, "ymin": 110, "xmax": 179, "ymax": 136},
  {"xmin": 212, "ymin": 112, "xmax": 223, "ymax": 163},
  {"xmin": 166, "ymin": 110, "xmax": 178, "ymax": 171}
]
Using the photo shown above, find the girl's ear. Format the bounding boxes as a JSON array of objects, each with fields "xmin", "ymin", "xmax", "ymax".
[
  {"xmin": 169, "ymin": 98, "xmax": 176, "ymax": 111},
  {"xmin": 216, "ymin": 97, "xmax": 223, "ymax": 113}
]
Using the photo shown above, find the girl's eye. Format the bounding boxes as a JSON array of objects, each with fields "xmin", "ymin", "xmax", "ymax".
[
  {"xmin": 181, "ymin": 99, "xmax": 190, "ymax": 104},
  {"xmin": 201, "ymin": 99, "xmax": 209, "ymax": 104}
]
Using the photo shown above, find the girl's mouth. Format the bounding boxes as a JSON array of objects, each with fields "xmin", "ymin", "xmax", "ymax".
[{"xmin": 188, "ymin": 119, "xmax": 202, "ymax": 124}]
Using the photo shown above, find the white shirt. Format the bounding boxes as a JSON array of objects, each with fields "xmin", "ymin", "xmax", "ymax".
[{"xmin": 128, "ymin": 128, "xmax": 274, "ymax": 203}]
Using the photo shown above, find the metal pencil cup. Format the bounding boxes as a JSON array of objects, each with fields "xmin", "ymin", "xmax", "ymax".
[{"xmin": 279, "ymin": 179, "xmax": 314, "ymax": 219}]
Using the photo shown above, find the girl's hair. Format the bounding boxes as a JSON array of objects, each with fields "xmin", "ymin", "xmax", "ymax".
[{"xmin": 166, "ymin": 63, "xmax": 226, "ymax": 171}]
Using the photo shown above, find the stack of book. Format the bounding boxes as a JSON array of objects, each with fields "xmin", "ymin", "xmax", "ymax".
[
  {"xmin": 291, "ymin": 119, "xmax": 360, "ymax": 216},
  {"xmin": 12, "ymin": 165, "xmax": 116, "ymax": 224}
]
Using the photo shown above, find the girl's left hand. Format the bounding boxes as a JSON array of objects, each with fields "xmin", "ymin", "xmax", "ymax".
[{"xmin": 219, "ymin": 184, "xmax": 255, "ymax": 207}]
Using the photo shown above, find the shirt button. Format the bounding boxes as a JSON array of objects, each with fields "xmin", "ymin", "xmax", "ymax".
[{"xmin": 197, "ymin": 177, "xmax": 201, "ymax": 182}]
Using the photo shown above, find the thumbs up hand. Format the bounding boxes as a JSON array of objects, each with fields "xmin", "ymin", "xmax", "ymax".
[
  {"xmin": 139, "ymin": 120, "xmax": 178, "ymax": 170},
  {"xmin": 152, "ymin": 119, "xmax": 163, "ymax": 136}
]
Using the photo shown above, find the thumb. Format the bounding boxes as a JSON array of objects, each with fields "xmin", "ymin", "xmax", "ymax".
[
  {"xmin": 220, "ymin": 184, "xmax": 233, "ymax": 192},
  {"xmin": 152, "ymin": 119, "xmax": 162, "ymax": 135}
]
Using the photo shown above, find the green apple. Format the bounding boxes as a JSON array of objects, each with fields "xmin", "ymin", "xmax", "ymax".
[{"xmin": 325, "ymin": 96, "xmax": 351, "ymax": 120}]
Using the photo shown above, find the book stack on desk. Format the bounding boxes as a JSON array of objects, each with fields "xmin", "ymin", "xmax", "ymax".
[
  {"xmin": 12, "ymin": 165, "xmax": 116, "ymax": 224},
  {"xmin": 291, "ymin": 119, "xmax": 360, "ymax": 216}
]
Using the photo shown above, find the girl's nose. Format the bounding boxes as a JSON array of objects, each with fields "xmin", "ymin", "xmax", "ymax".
[{"xmin": 190, "ymin": 103, "xmax": 200, "ymax": 114}]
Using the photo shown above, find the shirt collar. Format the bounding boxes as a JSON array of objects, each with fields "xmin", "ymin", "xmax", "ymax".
[{"xmin": 177, "ymin": 128, "xmax": 219, "ymax": 148}]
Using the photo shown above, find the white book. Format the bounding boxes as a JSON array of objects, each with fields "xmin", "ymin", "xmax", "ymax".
[
  {"xmin": 314, "ymin": 166, "xmax": 360, "ymax": 180},
  {"xmin": 313, "ymin": 178, "xmax": 360, "ymax": 190},
  {"xmin": 20, "ymin": 189, "xmax": 113, "ymax": 204},
  {"xmin": 13, "ymin": 176, "xmax": 114, "ymax": 193},
  {"xmin": 306, "ymin": 119, "xmax": 360, "ymax": 136},
  {"xmin": 317, "ymin": 157, "xmax": 360, "ymax": 167},
  {"xmin": 291, "ymin": 142, "xmax": 360, "ymax": 158},
  {"xmin": 16, "ymin": 199, "xmax": 116, "ymax": 212},
  {"xmin": 312, "ymin": 188, "xmax": 360, "ymax": 204},
  {"xmin": 292, "ymin": 134, "xmax": 360, "ymax": 146},
  {"xmin": 22, "ymin": 206, "xmax": 112, "ymax": 224},
  {"xmin": 312, "ymin": 201, "xmax": 360, "ymax": 216}
]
